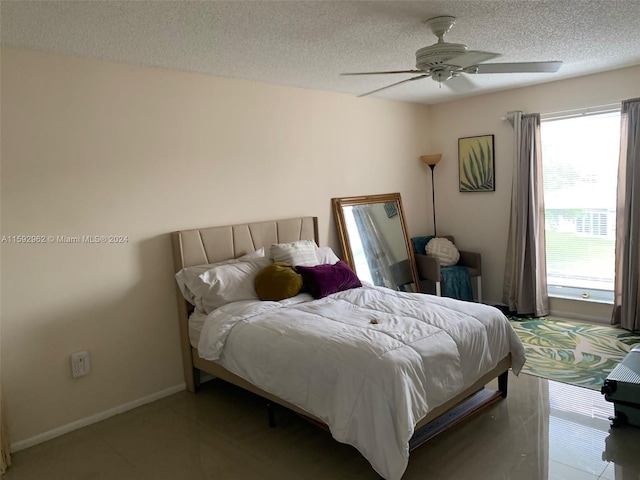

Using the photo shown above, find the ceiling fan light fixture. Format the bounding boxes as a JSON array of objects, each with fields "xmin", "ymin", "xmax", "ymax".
[{"xmin": 431, "ymin": 69, "xmax": 453, "ymax": 83}]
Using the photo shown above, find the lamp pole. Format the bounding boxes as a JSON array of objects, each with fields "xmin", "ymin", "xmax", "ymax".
[
  {"xmin": 420, "ymin": 153, "xmax": 442, "ymax": 238},
  {"xmin": 429, "ymin": 164, "xmax": 437, "ymax": 237}
]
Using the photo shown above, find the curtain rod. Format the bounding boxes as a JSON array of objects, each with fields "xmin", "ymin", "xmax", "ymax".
[
  {"xmin": 501, "ymin": 102, "xmax": 620, "ymax": 123},
  {"xmin": 500, "ymin": 111, "xmax": 522, "ymax": 126},
  {"xmin": 540, "ymin": 102, "xmax": 620, "ymax": 118}
]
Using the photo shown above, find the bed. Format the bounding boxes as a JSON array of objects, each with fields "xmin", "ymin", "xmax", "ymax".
[{"xmin": 171, "ymin": 216, "xmax": 526, "ymax": 480}]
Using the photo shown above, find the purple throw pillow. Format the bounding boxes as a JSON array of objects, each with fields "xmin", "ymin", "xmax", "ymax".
[{"xmin": 296, "ymin": 260, "xmax": 362, "ymax": 299}]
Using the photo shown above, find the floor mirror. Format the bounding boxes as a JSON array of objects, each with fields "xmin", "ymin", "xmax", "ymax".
[{"xmin": 332, "ymin": 193, "xmax": 420, "ymax": 292}]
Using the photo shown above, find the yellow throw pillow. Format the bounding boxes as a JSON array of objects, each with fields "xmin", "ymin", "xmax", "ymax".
[{"xmin": 255, "ymin": 262, "xmax": 303, "ymax": 301}]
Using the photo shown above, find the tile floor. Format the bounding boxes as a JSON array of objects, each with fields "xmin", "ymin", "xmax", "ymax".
[{"xmin": 3, "ymin": 372, "xmax": 640, "ymax": 480}]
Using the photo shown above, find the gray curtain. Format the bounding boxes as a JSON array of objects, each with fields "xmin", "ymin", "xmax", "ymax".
[
  {"xmin": 612, "ymin": 97, "xmax": 640, "ymax": 331},
  {"xmin": 503, "ymin": 111, "xmax": 522, "ymax": 309},
  {"xmin": 503, "ymin": 113, "xmax": 550, "ymax": 316}
]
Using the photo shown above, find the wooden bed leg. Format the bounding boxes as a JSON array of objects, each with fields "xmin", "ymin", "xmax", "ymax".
[
  {"xmin": 498, "ymin": 371, "xmax": 508, "ymax": 398},
  {"xmin": 267, "ymin": 402, "xmax": 276, "ymax": 428},
  {"xmin": 193, "ymin": 368, "xmax": 201, "ymax": 391}
]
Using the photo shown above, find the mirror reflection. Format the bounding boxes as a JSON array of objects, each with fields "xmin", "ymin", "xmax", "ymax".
[{"xmin": 332, "ymin": 193, "xmax": 419, "ymax": 292}]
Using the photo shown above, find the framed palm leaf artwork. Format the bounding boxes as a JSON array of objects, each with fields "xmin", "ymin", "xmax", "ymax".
[{"xmin": 458, "ymin": 134, "xmax": 495, "ymax": 192}]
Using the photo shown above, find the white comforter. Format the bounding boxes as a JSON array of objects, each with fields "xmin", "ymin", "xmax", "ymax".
[{"xmin": 197, "ymin": 285, "xmax": 525, "ymax": 480}]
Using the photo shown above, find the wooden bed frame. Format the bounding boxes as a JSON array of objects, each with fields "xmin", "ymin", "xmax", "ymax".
[{"xmin": 170, "ymin": 216, "xmax": 511, "ymax": 453}]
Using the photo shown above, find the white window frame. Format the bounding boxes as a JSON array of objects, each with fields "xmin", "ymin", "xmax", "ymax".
[{"xmin": 540, "ymin": 105, "xmax": 620, "ymax": 305}]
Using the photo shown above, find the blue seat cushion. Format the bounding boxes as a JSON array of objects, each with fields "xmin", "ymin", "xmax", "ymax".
[{"xmin": 411, "ymin": 235, "xmax": 435, "ymax": 255}]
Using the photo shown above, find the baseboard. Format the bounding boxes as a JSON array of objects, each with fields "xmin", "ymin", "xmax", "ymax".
[
  {"xmin": 547, "ymin": 309, "xmax": 609, "ymax": 324},
  {"xmin": 549, "ymin": 297, "xmax": 613, "ymax": 324},
  {"xmin": 493, "ymin": 301, "xmax": 611, "ymax": 324},
  {"xmin": 10, "ymin": 383, "xmax": 186, "ymax": 453}
]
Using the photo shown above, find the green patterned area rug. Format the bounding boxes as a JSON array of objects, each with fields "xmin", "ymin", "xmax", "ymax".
[{"xmin": 509, "ymin": 318, "xmax": 640, "ymax": 390}]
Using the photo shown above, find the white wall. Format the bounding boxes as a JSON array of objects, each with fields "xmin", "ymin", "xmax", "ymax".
[
  {"xmin": 425, "ymin": 65, "xmax": 640, "ymax": 311},
  {"xmin": 0, "ymin": 47, "xmax": 432, "ymax": 445},
  {"xmin": 2, "ymin": 46, "xmax": 638, "ymax": 447}
]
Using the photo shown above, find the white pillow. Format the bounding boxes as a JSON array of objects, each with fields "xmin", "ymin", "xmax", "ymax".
[
  {"xmin": 425, "ymin": 237, "xmax": 460, "ymax": 267},
  {"xmin": 270, "ymin": 240, "xmax": 319, "ymax": 266},
  {"xmin": 175, "ymin": 248, "xmax": 265, "ymax": 310},
  {"xmin": 316, "ymin": 246, "xmax": 340, "ymax": 265},
  {"xmin": 197, "ymin": 257, "xmax": 271, "ymax": 313}
]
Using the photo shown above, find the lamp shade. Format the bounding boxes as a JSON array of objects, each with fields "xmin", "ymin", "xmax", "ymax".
[{"xmin": 420, "ymin": 153, "xmax": 442, "ymax": 166}]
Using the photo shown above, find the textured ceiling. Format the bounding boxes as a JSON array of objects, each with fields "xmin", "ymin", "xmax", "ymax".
[{"xmin": 2, "ymin": 1, "xmax": 640, "ymax": 105}]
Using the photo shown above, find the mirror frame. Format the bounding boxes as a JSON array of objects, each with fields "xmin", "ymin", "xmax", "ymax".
[{"xmin": 332, "ymin": 193, "xmax": 420, "ymax": 292}]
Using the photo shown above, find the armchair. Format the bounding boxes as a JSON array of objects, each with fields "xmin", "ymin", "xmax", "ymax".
[{"xmin": 412, "ymin": 235, "xmax": 482, "ymax": 302}]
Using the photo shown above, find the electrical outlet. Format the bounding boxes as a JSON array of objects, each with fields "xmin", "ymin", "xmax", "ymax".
[{"xmin": 71, "ymin": 351, "xmax": 90, "ymax": 378}]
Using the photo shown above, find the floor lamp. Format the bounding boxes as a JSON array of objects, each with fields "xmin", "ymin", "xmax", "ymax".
[{"xmin": 420, "ymin": 154, "xmax": 442, "ymax": 237}]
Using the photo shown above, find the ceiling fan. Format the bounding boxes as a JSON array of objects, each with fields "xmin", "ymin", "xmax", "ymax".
[{"xmin": 341, "ymin": 16, "xmax": 563, "ymax": 97}]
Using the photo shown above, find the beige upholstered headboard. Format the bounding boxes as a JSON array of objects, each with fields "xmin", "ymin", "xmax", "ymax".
[
  {"xmin": 171, "ymin": 216, "xmax": 318, "ymax": 271},
  {"xmin": 170, "ymin": 216, "xmax": 318, "ymax": 391}
]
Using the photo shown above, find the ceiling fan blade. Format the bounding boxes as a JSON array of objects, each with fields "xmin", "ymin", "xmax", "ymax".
[
  {"xmin": 341, "ymin": 70, "xmax": 423, "ymax": 76},
  {"xmin": 357, "ymin": 74, "xmax": 430, "ymax": 97},
  {"xmin": 445, "ymin": 51, "xmax": 501, "ymax": 68},
  {"xmin": 445, "ymin": 74, "xmax": 477, "ymax": 93},
  {"xmin": 475, "ymin": 61, "xmax": 563, "ymax": 74}
]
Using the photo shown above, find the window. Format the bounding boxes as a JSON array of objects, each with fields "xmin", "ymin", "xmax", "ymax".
[{"xmin": 541, "ymin": 110, "xmax": 620, "ymax": 303}]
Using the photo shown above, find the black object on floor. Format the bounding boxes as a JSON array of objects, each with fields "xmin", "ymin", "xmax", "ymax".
[{"xmin": 602, "ymin": 346, "xmax": 640, "ymax": 428}]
